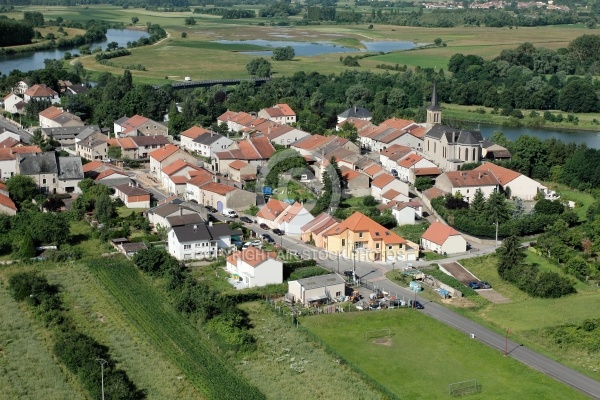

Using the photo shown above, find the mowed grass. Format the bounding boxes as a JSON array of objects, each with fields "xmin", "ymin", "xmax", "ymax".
[
  {"xmin": 301, "ymin": 310, "xmax": 588, "ymax": 399},
  {"xmin": 87, "ymin": 258, "xmax": 263, "ymax": 399},
  {"xmin": 237, "ymin": 302, "xmax": 385, "ymax": 400},
  {"xmin": 41, "ymin": 262, "xmax": 201, "ymax": 400},
  {"xmin": 0, "ymin": 272, "xmax": 85, "ymax": 400}
]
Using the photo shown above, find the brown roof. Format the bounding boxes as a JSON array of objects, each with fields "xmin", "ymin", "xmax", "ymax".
[
  {"xmin": 265, "ymin": 124, "xmax": 294, "ymax": 140},
  {"xmin": 117, "ymin": 137, "xmax": 137, "ymax": 150},
  {"xmin": 380, "ymin": 144, "xmax": 413, "ymax": 162},
  {"xmin": 200, "ymin": 182, "xmax": 237, "ymax": 196},
  {"xmin": 186, "ymin": 170, "xmax": 214, "ymax": 187},
  {"xmin": 131, "ymin": 135, "xmax": 170, "ymax": 147},
  {"xmin": 363, "ymin": 163, "xmax": 384, "ymax": 177},
  {"xmin": 217, "ymin": 110, "xmax": 237, "ymax": 122},
  {"xmin": 0, "ymin": 193, "xmax": 16, "ymax": 212},
  {"xmin": 337, "ymin": 117, "xmax": 372, "ymax": 131},
  {"xmin": 0, "ymin": 181, "xmax": 6, "ymax": 192},
  {"xmin": 274, "ymin": 201, "xmax": 307, "ymax": 224},
  {"xmin": 12, "ymin": 146, "xmax": 42, "ymax": 154},
  {"xmin": 397, "ymin": 154, "xmax": 423, "ymax": 168},
  {"xmin": 82, "ymin": 160, "xmax": 104, "ymax": 173},
  {"xmin": 226, "ymin": 247, "xmax": 277, "ymax": 268},
  {"xmin": 275, "ymin": 103, "xmax": 295, "ymax": 116},
  {"xmin": 162, "ymin": 159, "xmax": 202, "ymax": 176},
  {"xmin": 301, "ymin": 212, "xmax": 338, "ymax": 235},
  {"xmin": 39, "ymin": 106, "xmax": 63, "ymax": 120},
  {"xmin": 95, "ymin": 169, "xmax": 128, "ymax": 180},
  {"xmin": 413, "ymin": 167, "xmax": 442, "ymax": 176},
  {"xmin": 119, "ymin": 115, "xmax": 149, "ymax": 133},
  {"xmin": 229, "ymin": 160, "xmax": 248, "ymax": 170},
  {"xmin": 408, "ymin": 126, "xmax": 427, "ymax": 139},
  {"xmin": 443, "ymin": 170, "xmax": 500, "ymax": 188},
  {"xmin": 473, "ymin": 163, "xmax": 521, "ymax": 186},
  {"xmin": 324, "ymin": 211, "xmax": 406, "ymax": 245},
  {"xmin": 257, "ymin": 198, "xmax": 289, "ymax": 221},
  {"xmin": 149, "ymin": 144, "xmax": 179, "ymax": 161},
  {"xmin": 292, "ymin": 134, "xmax": 332, "ymax": 151},
  {"xmin": 421, "ymin": 221, "xmax": 462, "ymax": 245},
  {"xmin": 371, "ymin": 173, "xmax": 395, "ymax": 189},
  {"xmin": 0, "ymin": 137, "xmax": 19, "ymax": 148},
  {"xmin": 380, "ymin": 117, "xmax": 415, "ymax": 130},
  {"xmin": 340, "ymin": 166, "xmax": 361, "ymax": 181},
  {"xmin": 24, "ymin": 84, "xmax": 57, "ymax": 98},
  {"xmin": 115, "ymin": 183, "xmax": 150, "ymax": 197},
  {"xmin": 181, "ymin": 126, "xmax": 210, "ymax": 139},
  {"xmin": 423, "ymin": 187, "xmax": 447, "ymax": 200},
  {"xmin": 382, "ymin": 189, "xmax": 401, "ymax": 201}
]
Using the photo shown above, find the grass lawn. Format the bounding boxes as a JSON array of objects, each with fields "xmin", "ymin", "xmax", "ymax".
[
  {"xmin": 69, "ymin": 220, "xmax": 113, "ymax": 258},
  {"xmin": 541, "ymin": 182, "xmax": 595, "ymax": 221},
  {"xmin": 237, "ymin": 302, "xmax": 385, "ymax": 400},
  {"xmin": 459, "ymin": 252, "xmax": 600, "ymax": 377},
  {"xmin": 116, "ymin": 206, "xmax": 146, "ymax": 218},
  {"xmin": 301, "ymin": 310, "xmax": 588, "ymax": 399},
  {"xmin": 393, "ymin": 220, "xmax": 429, "ymax": 244},
  {"xmin": 0, "ymin": 268, "xmax": 85, "ymax": 400}
]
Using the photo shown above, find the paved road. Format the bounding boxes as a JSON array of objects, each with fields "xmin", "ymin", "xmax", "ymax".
[{"xmin": 234, "ymin": 216, "xmax": 600, "ymax": 399}]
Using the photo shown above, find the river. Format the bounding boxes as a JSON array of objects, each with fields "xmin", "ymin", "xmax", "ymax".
[
  {"xmin": 470, "ymin": 123, "xmax": 600, "ymax": 149},
  {"xmin": 0, "ymin": 29, "xmax": 150, "ymax": 74}
]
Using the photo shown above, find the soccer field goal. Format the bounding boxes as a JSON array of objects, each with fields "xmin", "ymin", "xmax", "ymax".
[
  {"xmin": 448, "ymin": 379, "xmax": 482, "ymax": 397},
  {"xmin": 364, "ymin": 328, "xmax": 391, "ymax": 340}
]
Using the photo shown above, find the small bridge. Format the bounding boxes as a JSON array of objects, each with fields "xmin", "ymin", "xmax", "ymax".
[{"xmin": 154, "ymin": 77, "xmax": 270, "ymax": 90}]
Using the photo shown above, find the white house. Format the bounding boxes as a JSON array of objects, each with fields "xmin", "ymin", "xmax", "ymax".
[
  {"xmin": 114, "ymin": 183, "xmax": 151, "ymax": 208},
  {"xmin": 391, "ymin": 201, "xmax": 423, "ymax": 225},
  {"xmin": 421, "ymin": 221, "xmax": 467, "ymax": 255},
  {"xmin": 191, "ymin": 131, "xmax": 233, "ymax": 159},
  {"xmin": 265, "ymin": 125, "xmax": 310, "ymax": 147},
  {"xmin": 273, "ymin": 201, "xmax": 314, "ymax": 236},
  {"xmin": 168, "ymin": 222, "xmax": 242, "ymax": 260},
  {"xmin": 3, "ymin": 93, "xmax": 25, "ymax": 114},
  {"xmin": 146, "ymin": 202, "xmax": 202, "ymax": 231},
  {"xmin": 23, "ymin": 84, "xmax": 60, "ymax": 104},
  {"xmin": 226, "ymin": 247, "xmax": 283, "ymax": 288},
  {"xmin": 161, "ymin": 160, "xmax": 209, "ymax": 196},
  {"xmin": 288, "ymin": 274, "xmax": 346, "ymax": 306},
  {"xmin": 473, "ymin": 162, "xmax": 547, "ymax": 201},
  {"xmin": 257, "ymin": 103, "xmax": 297, "ymax": 125},
  {"xmin": 194, "ymin": 182, "xmax": 256, "ymax": 212},
  {"xmin": 149, "ymin": 144, "xmax": 196, "ymax": 175},
  {"xmin": 395, "ymin": 154, "xmax": 438, "ymax": 183},
  {"xmin": 370, "ymin": 173, "xmax": 409, "ymax": 202},
  {"xmin": 435, "ymin": 170, "xmax": 500, "ymax": 204}
]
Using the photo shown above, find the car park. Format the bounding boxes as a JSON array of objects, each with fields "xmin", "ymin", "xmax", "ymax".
[
  {"xmin": 205, "ymin": 205, "xmax": 217, "ymax": 213},
  {"xmin": 272, "ymin": 228, "xmax": 284, "ymax": 236},
  {"xmin": 479, "ymin": 281, "xmax": 492, "ymax": 289},
  {"xmin": 240, "ymin": 216, "xmax": 253, "ymax": 223},
  {"xmin": 467, "ymin": 281, "xmax": 481, "ymax": 290},
  {"xmin": 259, "ymin": 223, "xmax": 270, "ymax": 230}
]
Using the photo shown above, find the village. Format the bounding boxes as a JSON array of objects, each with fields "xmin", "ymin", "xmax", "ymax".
[{"xmin": 0, "ymin": 79, "xmax": 561, "ymax": 309}]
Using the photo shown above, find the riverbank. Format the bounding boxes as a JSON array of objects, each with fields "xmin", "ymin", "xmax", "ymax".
[{"xmin": 442, "ymin": 103, "xmax": 600, "ymax": 133}]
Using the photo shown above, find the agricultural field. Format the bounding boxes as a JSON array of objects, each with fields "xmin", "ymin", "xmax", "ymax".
[
  {"xmin": 6, "ymin": 6, "xmax": 592, "ymax": 83},
  {"xmin": 301, "ymin": 310, "xmax": 589, "ymax": 400},
  {"xmin": 460, "ymin": 251, "xmax": 600, "ymax": 378},
  {"xmin": 237, "ymin": 302, "xmax": 386, "ymax": 400}
]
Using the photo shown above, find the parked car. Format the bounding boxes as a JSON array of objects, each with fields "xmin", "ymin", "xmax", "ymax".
[
  {"xmin": 272, "ymin": 228, "xmax": 284, "ymax": 236},
  {"xmin": 479, "ymin": 281, "xmax": 492, "ymax": 289},
  {"xmin": 343, "ymin": 270, "xmax": 354, "ymax": 278},
  {"xmin": 205, "ymin": 205, "xmax": 217, "ymax": 213},
  {"xmin": 262, "ymin": 234, "xmax": 275, "ymax": 244},
  {"xmin": 409, "ymin": 300, "xmax": 424, "ymax": 309},
  {"xmin": 240, "ymin": 216, "xmax": 253, "ymax": 224},
  {"xmin": 467, "ymin": 281, "xmax": 481, "ymax": 290},
  {"xmin": 259, "ymin": 223, "xmax": 270, "ymax": 230},
  {"xmin": 249, "ymin": 240, "xmax": 262, "ymax": 247},
  {"xmin": 222, "ymin": 208, "xmax": 238, "ymax": 218}
]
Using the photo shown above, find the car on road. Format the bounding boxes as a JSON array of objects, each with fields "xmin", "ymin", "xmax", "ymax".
[
  {"xmin": 259, "ymin": 223, "xmax": 270, "ymax": 230},
  {"xmin": 205, "ymin": 205, "xmax": 217, "ymax": 213},
  {"xmin": 240, "ymin": 216, "xmax": 253, "ymax": 224},
  {"xmin": 479, "ymin": 281, "xmax": 492, "ymax": 289},
  {"xmin": 409, "ymin": 300, "xmax": 424, "ymax": 309},
  {"xmin": 467, "ymin": 281, "xmax": 481, "ymax": 290},
  {"xmin": 262, "ymin": 234, "xmax": 275, "ymax": 244},
  {"xmin": 272, "ymin": 228, "xmax": 284, "ymax": 236},
  {"xmin": 249, "ymin": 240, "xmax": 262, "ymax": 247},
  {"xmin": 222, "ymin": 209, "xmax": 238, "ymax": 218}
]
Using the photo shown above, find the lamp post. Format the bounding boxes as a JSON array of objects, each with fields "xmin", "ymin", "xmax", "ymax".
[
  {"xmin": 504, "ymin": 328, "xmax": 512, "ymax": 356},
  {"xmin": 391, "ymin": 261, "xmax": 395, "ymax": 272},
  {"xmin": 97, "ymin": 358, "xmax": 107, "ymax": 400},
  {"xmin": 352, "ymin": 248, "xmax": 357, "ymax": 285}
]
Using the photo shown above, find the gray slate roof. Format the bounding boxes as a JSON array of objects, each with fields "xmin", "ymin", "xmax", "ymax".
[
  {"xmin": 292, "ymin": 273, "xmax": 345, "ymax": 290},
  {"xmin": 193, "ymin": 132, "xmax": 228, "ymax": 146},
  {"xmin": 58, "ymin": 156, "xmax": 84, "ymax": 180},
  {"xmin": 75, "ymin": 125, "xmax": 102, "ymax": 141},
  {"xmin": 147, "ymin": 203, "xmax": 195, "ymax": 218},
  {"xmin": 172, "ymin": 222, "xmax": 242, "ymax": 243},
  {"xmin": 425, "ymin": 125, "xmax": 483, "ymax": 145},
  {"xmin": 166, "ymin": 213, "xmax": 204, "ymax": 227},
  {"xmin": 338, "ymin": 106, "xmax": 372, "ymax": 119},
  {"xmin": 17, "ymin": 152, "xmax": 58, "ymax": 175},
  {"xmin": 42, "ymin": 125, "xmax": 90, "ymax": 140}
]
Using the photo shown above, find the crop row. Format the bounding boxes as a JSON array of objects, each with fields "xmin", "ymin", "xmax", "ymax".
[{"xmin": 89, "ymin": 259, "xmax": 265, "ymax": 400}]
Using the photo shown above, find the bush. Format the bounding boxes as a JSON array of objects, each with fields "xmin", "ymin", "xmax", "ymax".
[{"xmin": 289, "ymin": 266, "xmax": 330, "ymax": 280}]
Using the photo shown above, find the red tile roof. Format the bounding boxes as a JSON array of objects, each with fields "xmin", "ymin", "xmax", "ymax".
[
  {"xmin": 24, "ymin": 84, "xmax": 57, "ymax": 98},
  {"xmin": 324, "ymin": 211, "xmax": 406, "ymax": 245},
  {"xmin": 337, "ymin": 117, "xmax": 372, "ymax": 131},
  {"xmin": 421, "ymin": 221, "xmax": 462, "ymax": 245},
  {"xmin": 149, "ymin": 144, "xmax": 179, "ymax": 162},
  {"xmin": 408, "ymin": 126, "xmax": 427, "ymax": 138},
  {"xmin": 226, "ymin": 247, "xmax": 277, "ymax": 268},
  {"xmin": 371, "ymin": 173, "xmax": 395, "ymax": 189},
  {"xmin": 229, "ymin": 160, "xmax": 248, "ymax": 170},
  {"xmin": 423, "ymin": 187, "xmax": 447, "ymax": 200},
  {"xmin": 257, "ymin": 198, "xmax": 289, "ymax": 221},
  {"xmin": 161, "ymin": 159, "xmax": 202, "ymax": 176},
  {"xmin": 363, "ymin": 163, "xmax": 384, "ymax": 177},
  {"xmin": 340, "ymin": 166, "xmax": 361, "ymax": 181},
  {"xmin": 380, "ymin": 117, "xmax": 416, "ymax": 130},
  {"xmin": 380, "ymin": 144, "xmax": 413, "ymax": 162},
  {"xmin": 82, "ymin": 160, "xmax": 104, "ymax": 173},
  {"xmin": 275, "ymin": 103, "xmax": 295, "ymax": 116},
  {"xmin": 413, "ymin": 167, "xmax": 442, "ymax": 176},
  {"xmin": 120, "ymin": 114, "xmax": 149, "ymax": 133},
  {"xmin": 382, "ymin": 189, "xmax": 401, "ymax": 200},
  {"xmin": 187, "ymin": 170, "xmax": 214, "ymax": 187},
  {"xmin": 117, "ymin": 137, "xmax": 137, "ymax": 150},
  {"xmin": 301, "ymin": 212, "xmax": 338, "ymax": 235},
  {"xmin": 95, "ymin": 169, "xmax": 128, "ymax": 180},
  {"xmin": 274, "ymin": 201, "xmax": 307, "ymax": 224},
  {"xmin": 292, "ymin": 134, "xmax": 332, "ymax": 151},
  {"xmin": 0, "ymin": 138, "xmax": 19, "ymax": 148},
  {"xmin": 473, "ymin": 163, "xmax": 521, "ymax": 186},
  {"xmin": 181, "ymin": 126, "xmax": 210, "ymax": 139},
  {"xmin": 0, "ymin": 193, "xmax": 16, "ymax": 212},
  {"xmin": 397, "ymin": 154, "xmax": 423, "ymax": 168},
  {"xmin": 443, "ymin": 170, "xmax": 500, "ymax": 188},
  {"xmin": 0, "ymin": 181, "xmax": 6, "ymax": 192},
  {"xmin": 39, "ymin": 106, "xmax": 63, "ymax": 120},
  {"xmin": 200, "ymin": 182, "xmax": 237, "ymax": 196},
  {"xmin": 218, "ymin": 110, "xmax": 237, "ymax": 122}
]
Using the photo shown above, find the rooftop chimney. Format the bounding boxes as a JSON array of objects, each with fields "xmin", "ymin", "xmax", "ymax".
[{"xmin": 193, "ymin": 224, "xmax": 198, "ymax": 232}]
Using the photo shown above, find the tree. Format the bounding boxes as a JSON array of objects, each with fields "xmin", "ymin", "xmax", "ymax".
[
  {"xmin": 558, "ymin": 79, "xmax": 599, "ymax": 113},
  {"xmin": 434, "ymin": 38, "xmax": 443, "ymax": 46},
  {"xmin": 181, "ymin": 32, "xmax": 187, "ymax": 38},
  {"xmin": 363, "ymin": 195, "xmax": 378, "ymax": 207},
  {"xmin": 496, "ymin": 235, "xmax": 525, "ymax": 278},
  {"xmin": 184, "ymin": 17, "xmax": 196, "ymax": 26},
  {"xmin": 17, "ymin": 234, "xmax": 36, "ymax": 259},
  {"xmin": 470, "ymin": 189, "xmax": 486, "ymax": 217},
  {"xmin": 106, "ymin": 41, "xmax": 119, "ymax": 51},
  {"xmin": 246, "ymin": 58, "xmax": 272, "ymax": 77},
  {"xmin": 94, "ymin": 193, "xmax": 116, "ymax": 225},
  {"xmin": 131, "ymin": 17, "xmax": 139, "ymax": 25},
  {"xmin": 6, "ymin": 175, "xmax": 37, "ymax": 207},
  {"xmin": 23, "ymin": 11, "xmax": 44, "ymax": 27},
  {"xmin": 534, "ymin": 199, "xmax": 565, "ymax": 215},
  {"xmin": 336, "ymin": 121, "xmax": 358, "ymax": 143},
  {"xmin": 414, "ymin": 177, "xmax": 433, "ymax": 192},
  {"xmin": 272, "ymin": 46, "xmax": 295, "ymax": 61}
]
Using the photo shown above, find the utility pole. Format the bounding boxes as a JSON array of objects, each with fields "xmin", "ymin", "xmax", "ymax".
[
  {"xmin": 352, "ymin": 249, "xmax": 356, "ymax": 285},
  {"xmin": 495, "ymin": 219, "xmax": 499, "ymax": 248},
  {"xmin": 504, "ymin": 328, "xmax": 512, "ymax": 356},
  {"xmin": 97, "ymin": 358, "xmax": 107, "ymax": 400}
]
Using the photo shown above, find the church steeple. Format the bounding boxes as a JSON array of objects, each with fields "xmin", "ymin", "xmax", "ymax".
[{"xmin": 426, "ymin": 80, "xmax": 442, "ymax": 128}]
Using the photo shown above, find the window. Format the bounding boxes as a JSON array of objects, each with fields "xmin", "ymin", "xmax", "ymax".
[
  {"xmin": 341, "ymin": 239, "xmax": 346, "ymax": 247},
  {"xmin": 184, "ymin": 244, "xmax": 191, "ymax": 250},
  {"xmin": 388, "ymin": 245, "xmax": 393, "ymax": 250},
  {"xmin": 376, "ymin": 243, "xmax": 380, "ymax": 249},
  {"xmin": 335, "ymin": 291, "xmax": 341, "ymax": 297},
  {"xmin": 195, "ymin": 243, "xmax": 201, "ymax": 248},
  {"xmin": 42, "ymin": 178, "xmax": 46, "ymax": 184},
  {"xmin": 358, "ymin": 232, "xmax": 363, "ymax": 238}
]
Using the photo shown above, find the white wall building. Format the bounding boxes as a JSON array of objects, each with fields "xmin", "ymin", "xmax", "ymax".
[{"xmin": 226, "ymin": 247, "xmax": 283, "ymax": 288}]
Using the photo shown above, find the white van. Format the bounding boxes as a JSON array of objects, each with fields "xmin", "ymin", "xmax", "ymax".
[
  {"xmin": 184, "ymin": 76, "xmax": 191, "ymax": 81},
  {"xmin": 222, "ymin": 208, "xmax": 238, "ymax": 218}
]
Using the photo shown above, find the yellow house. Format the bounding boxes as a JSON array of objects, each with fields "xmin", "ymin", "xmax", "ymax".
[{"xmin": 322, "ymin": 211, "xmax": 419, "ymax": 262}]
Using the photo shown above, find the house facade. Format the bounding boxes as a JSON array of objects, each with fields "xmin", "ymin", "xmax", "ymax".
[
  {"xmin": 76, "ymin": 139, "xmax": 108, "ymax": 161},
  {"xmin": 228, "ymin": 160, "xmax": 257, "ymax": 183},
  {"xmin": 257, "ymin": 103, "xmax": 296, "ymax": 125},
  {"xmin": 195, "ymin": 182, "xmax": 256, "ymax": 212},
  {"xmin": 114, "ymin": 183, "xmax": 151, "ymax": 208},
  {"xmin": 288, "ymin": 274, "xmax": 346, "ymax": 306},
  {"xmin": 3, "ymin": 93, "xmax": 25, "ymax": 114},
  {"xmin": 435, "ymin": 170, "xmax": 500, "ymax": 203},
  {"xmin": 192, "ymin": 132, "xmax": 234, "ymax": 158},
  {"xmin": 226, "ymin": 247, "xmax": 283, "ymax": 288},
  {"xmin": 371, "ymin": 173, "xmax": 409, "ymax": 202},
  {"xmin": 473, "ymin": 162, "xmax": 546, "ymax": 201},
  {"xmin": 168, "ymin": 222, "xmax": 241, "ymax": 260},
  {"xmin": 300, "ymin": 213, "xmax": 338, "ymax": 248},
  {"xmin": 149, "ymin": 144, "xmax": 196, "ymax": 175},
  {"xmin": 421, "ymin": 221, "xmax": 467, "ymax": 255}
]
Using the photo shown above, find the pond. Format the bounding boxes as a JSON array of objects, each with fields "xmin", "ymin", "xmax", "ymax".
[
  {"xmin": 0, "ymin": 29, "xmax": 150, "ymax": 74},
  {"xmin": 473, "ymin": 123, "xmax": 600, "ymax": 149},
  {"xmin": 215, "ymin": 39, "xmax": 421, "ymax": 57}
]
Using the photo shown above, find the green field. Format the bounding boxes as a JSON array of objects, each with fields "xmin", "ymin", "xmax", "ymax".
[
  {"xmin": 6, "ymin": 6, "xmax": 593, "ymax": 84},
  {"xmin": 301, "ymin": 310, "xmax": 588, "ymax": 399},
  {"xmin": 459, "ymin": 252, "xmax": 600, "ymax": 377}
]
